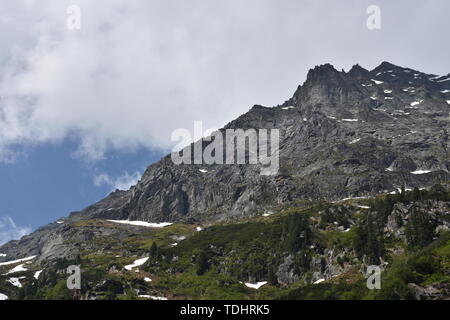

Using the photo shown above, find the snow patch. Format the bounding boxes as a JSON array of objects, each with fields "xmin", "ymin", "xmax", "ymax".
[
  {"xmin": 349, "ymin": 138, "xmax": 361, "ymax": 144},
  {"xmin": 245, "ymin": 281, "xmax": 268, "ymax": 289},
  {"xmin": 282, "ymin": 106, "xmax": 294, "ymax": 110},
  {"xmin": 429, "ymin": 75, "xmax": 442, "ymax": 81},
  {"xmin": 342, "ymin": 119, "xmax": 358, "ymax": 122},
  {"xmin": 4, "ymin": 263, "xmax": 27, "ymax": 275},
  {"xmin": 144, "ymin": 277, "xmax": 152, "ymax": 282},
  {"xmin": 334, "ymin": 196, "xmax": 368, "ymax": 203},
  {"xmin": 0, "ymin": 293, "xmax": 8, "ymax": 300},
  {"xmin": 446, "ymin": 100, "xmax": 450, "ymax": 105},
  {"xmin": 371, "ymin": 79, "xmax": 384, "ymax": 85},
  {"xmin": 410, "ymin": 100, "xmax": 423, "ymax": 107},
  {"xmin": 34, "ymin": 270, "xmax": 43, "ymax": 279},
  {"xmin": 199, "ymin": 169, "xmax": 208, "ymax": 173},
  {"xmin": 107, "ymin": 220, "xmax": 173, "ymax": 228},
  {"xmin": 138, "ymin": 295, "xmax": 168, "ymax": 300},
  {"xmin": 0, "ymin": 253, "xmax": 6, "ymax": 257},
  {"xmin": 411, "ymin": 170, "xmax": 432, "ymax": 175},
  {"xmin": 384, "ymin": 89, "xmax": 393, "ymax": 94},
  {"xmin": 441, "ymin": 90, "xmax": 450, "ymax": 94},
  {"xmin": 125, "ymin": 257, "xmax": 149, "ymax": 271},
  {"xmin": 196, "ymin": 227, "xmax": 203, "ymax": 232},
  {"xmin": 7, "ymin": 277, "xmax": 26, "ymax": 288},
  {"xmin": 0, "ymin": 256, "xmax": 36, "ymax": 267},
  {"xmin": 171, "ymin": 235, "xmax": 186, "ymax": 241},
  {"xmin": 313, "ymin": 279, "xmax": 325, "ymax": 285}
]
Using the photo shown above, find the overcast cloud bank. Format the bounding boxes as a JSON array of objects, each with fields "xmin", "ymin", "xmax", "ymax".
[{"xmin": 0, "ymin": 0, "xmax": 449, "ymax": 163}]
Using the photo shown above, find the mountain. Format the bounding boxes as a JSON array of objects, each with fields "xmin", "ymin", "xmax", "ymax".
[
  {"xmin": 0, "ymin": 62, "xmax": 449, "ymax": 300},
  {"xmin": 72, "ymin": 61, "xmax": 450, "ymax": 222}
]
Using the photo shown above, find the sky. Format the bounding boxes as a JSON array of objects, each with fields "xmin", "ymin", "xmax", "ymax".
[{"xmin": 0, "ymin": 0, "xmax": 450, "ymax": 244}]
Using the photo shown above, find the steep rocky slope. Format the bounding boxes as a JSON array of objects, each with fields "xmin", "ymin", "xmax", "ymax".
[
  {"xmin": 1, "ymin": 61, "xmax": 450, "ymax": 282},
  {"xmin": 73, "ymin": 61, "xmax": 450, "ymax": 223}
]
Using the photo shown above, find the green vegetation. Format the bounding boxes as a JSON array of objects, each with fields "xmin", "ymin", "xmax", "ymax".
[
  {"xmin": 353, "ymin": 214, "xmax": 384, "ymax": 264},
  {"xmin": 5, "ymin": 184, "xmax": 449, "ymax": 300},
  {"xmin": 195, "ymin": 250, "xmax": 210, "ymax": 276},
  {"xmin": 405, "ymin": 209, "xmax": 435, "ymax": 250}
]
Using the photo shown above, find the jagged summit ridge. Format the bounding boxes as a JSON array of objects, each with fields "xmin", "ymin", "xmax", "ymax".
[{"xmin": 72, "ymin": 61, "xmax": 450, "ymax": 223}]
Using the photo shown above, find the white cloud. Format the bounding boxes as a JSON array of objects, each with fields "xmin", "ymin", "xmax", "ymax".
[
  {"xmin": 93, "ymin": 171, "xmax": 141, "ymax": 191},
  {"xmin": 0, "ymin": 216, "xmax": 32, "ymax": 245},
  {"xmin": 0, "ymin": 1, "xmax": 449, "ymax": 161}
]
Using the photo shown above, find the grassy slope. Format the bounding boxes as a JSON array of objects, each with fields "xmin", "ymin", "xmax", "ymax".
[{"xmin": 1, "ymin": 186, "xmax": 449, "ymax": 300}]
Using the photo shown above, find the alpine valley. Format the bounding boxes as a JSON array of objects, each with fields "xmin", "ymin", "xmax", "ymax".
[{"xmin": 1, "ymin": 62, "xmax": 449, "ymax": 300}]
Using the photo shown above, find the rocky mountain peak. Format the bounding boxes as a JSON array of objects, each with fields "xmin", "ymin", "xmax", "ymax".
[
  {"xmin": 305, "ymin": 63, "xmax": 342, "ymax": 82},
  {"xmin": 373, "ymin": 61, "xmax": 400, "ymax": 71},
  {"xmin": 370, "ymin": 61, "xmax": 418, "ymax": 79},
  {"xmin": 347, "ymin": 64, "xmax": 371, "ymax": 79},
  {"xmin": 1, "ymin": 62, "xmax": 449, "ymax": 265},
  {"xmin": 293, "ymin": 63, "xmax": 364, "ymax": 108}
]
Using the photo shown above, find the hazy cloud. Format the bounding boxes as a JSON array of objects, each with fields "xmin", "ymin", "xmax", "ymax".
[
  {"xmin": 0, "ymin": 0, "xmax": 449, "ymax": 161},
  {"xmin": 93, "ymin": 171, "xmax": 141, "ymax": 191},
  {"xmin": 0, "ymin": 216, "xmax": 32, "ymax": 245}
]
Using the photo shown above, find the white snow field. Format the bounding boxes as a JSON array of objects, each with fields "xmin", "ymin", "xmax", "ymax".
[
  {"xmin": 107, "ymin": 220, "xmax": 173, "ymax": 228},
  {"xmin": 34, "ymin": 270, "xmax": 43, "ymax": 279},
  {"xmin": 244, "ymin": 281, "xmax": 268, "ymax": 289},
  {"xmin": 371, "ymin": 79, "xmax": 384, "ymax": 85},
  {"xmin": 0, "ymin": 256, "xmax": 36, "ymax": 267},
  {"xmin": 124, "ymin": 257, "xmax": 149, "ymax": 271},
  {"xmin": 411, "ymin": 170, "xmax": 432, "ymax": 175},
  {"xmin": 7, "ymin": 277, "xmax": 26, "ymax": 288},
  {"xmin": 138, "ymin": 295, "xmax": 168, "ymax": 300},
  {"xmin": 313, "ymin": 279, "xmax": 325, "ymax": 285},
  {"xmin": 4, "ymin": 263, "xmax": 28, "ymax": 275}
]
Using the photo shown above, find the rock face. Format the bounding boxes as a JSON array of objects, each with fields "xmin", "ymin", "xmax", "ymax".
[
  {"xmin": 386, "ymin": 200, "xmax": 450, "ymax": 239},
  {"xmin": 74, "ymin": 61, "xmax": 450, "ymax": 223},
  {"xmin": 409, "ymin": 283, "xmax": 450, "ymax": 300},
  {"xmin": 1, "ymin": 61, "xmax": 450, "ymax": 261},
  {"xmin": 0, "ymin": 220, "xmax": 151, "ymax": 265}
]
